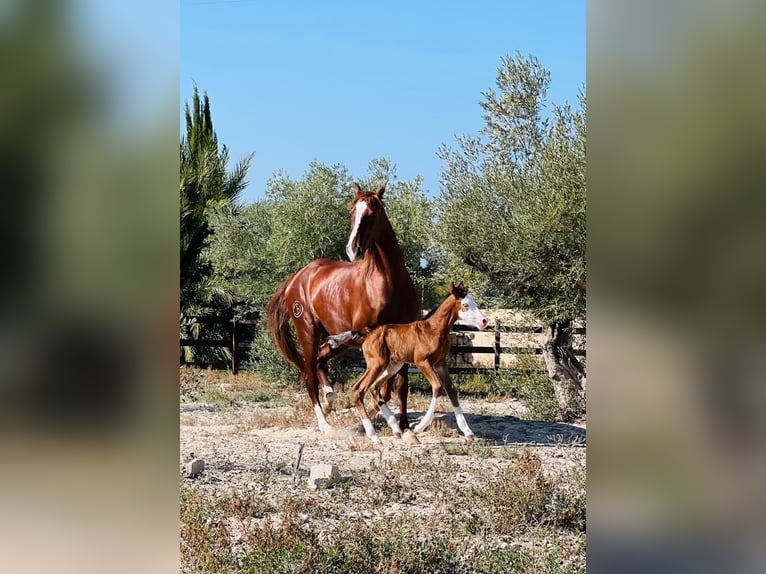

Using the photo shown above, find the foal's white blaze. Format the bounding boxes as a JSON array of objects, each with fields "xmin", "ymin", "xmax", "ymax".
[
  {"xmin": 453, "ymin": 406, "xmax": 474, "ymax": 437},
  {"xmin": 414, "ymin": 396, "xmax": 439, "ymax": 433},
  {"xmin": 458, "ymin": 294, "xmax": 489, "ymax": 330},
  {"xmin": 314, "ymin": 403, "xmax": 333, "ymax": 433},
  {"xmin": 345, "ymin": 200, "xmax": 368, "ymax": 261},
  {"xmin": 378, "ymin": 402, "xmax": 401, "ymax": 436}
]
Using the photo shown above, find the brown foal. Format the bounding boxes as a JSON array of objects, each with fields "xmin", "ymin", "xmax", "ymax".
[{"xmin": 351, "ymin": 281, "xmax": 489, "ymax": 444}]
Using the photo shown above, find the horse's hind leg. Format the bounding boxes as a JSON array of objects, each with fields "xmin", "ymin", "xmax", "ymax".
[
  {"xmin": 372, "ymin": 362, "xmax": 404, "ymax": 439},
  {"xmin": 381, "ymin": 369, "xmax": 417, "ymax": 444},
  {"xmin": 316, "ymin": 341, "xmax": 348, "ymax": 405},
  {"xmin": 352, "ymin": 367, "xmax": 383, "ymax": 445},
  {"xmin": 295, "ymin": 322, "xmax": 332, "ymax": 433}
]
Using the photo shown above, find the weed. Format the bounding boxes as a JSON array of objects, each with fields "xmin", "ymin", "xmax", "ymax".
[
  {"xmin": 471, "ymin": 444, "xmax": 493, "ymax": 459},
  {"xmin": 476, "ymin": 449, "xmax": 586, "ymax": 535}
]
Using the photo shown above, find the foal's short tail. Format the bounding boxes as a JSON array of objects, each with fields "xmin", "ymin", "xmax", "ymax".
[{"xmin": 266, "ymin": 276, "xmax": 304, "ymax": 372}]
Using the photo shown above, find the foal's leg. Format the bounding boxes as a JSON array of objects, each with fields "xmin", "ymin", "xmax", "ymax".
[
  {"xmin": 354, "ymin": 357, "xmax": 402, "ymax": 445},
  {"xmin": 352, "ymin": 368, "xmax": 383, "ymax": 444},
  {"xmin": 436, "ymin": 362, "xmax": 474, "ymax": 441},
  {"xmin": 371, "ymin": 362, "xmax": 404, "ymax": 438},
  {"xmin": 413, "ymin": 361, "xmax": 444, "ymax": 434},
  {"xmin": 381, "ymin": 369, "xmax": 417, "ymax": 443}
]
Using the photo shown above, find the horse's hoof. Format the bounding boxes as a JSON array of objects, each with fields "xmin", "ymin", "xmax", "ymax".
[
  {"xmin": 392, "ymin": 431, "xmax": 402, "ymax": 439},
  {"xmin": 465, "ymin": 434, "xmax": 475, "ymax": 444},
  {"xmin": 324, "ymin": 391, "xmax": 337, "ymax": 403},
  {"xmin": 402, "ymin": 430, "xmax": 420, "ymax": 445}
]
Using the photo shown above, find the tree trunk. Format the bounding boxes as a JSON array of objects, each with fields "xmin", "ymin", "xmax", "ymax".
[{"xmin": 541, "ymin": 320, "xmax": 586, "ymax": 421}]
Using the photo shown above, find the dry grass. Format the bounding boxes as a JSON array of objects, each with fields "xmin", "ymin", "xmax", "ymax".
[
  {"xmin": 181, "ymin": 446, "xmax": 586, "ymax": 573},
  {"xmin": 180, "ymin": 368, "xmax": 586, "ymax": 574}
]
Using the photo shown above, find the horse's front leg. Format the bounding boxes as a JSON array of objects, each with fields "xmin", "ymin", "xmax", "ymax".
[
  {"xmin": 436, "ymin": 362, "xmax": 474, "ymax": 442},
  {"xmin": 413, "ymin": 361, "xmax": 442, "ymax": 434}
]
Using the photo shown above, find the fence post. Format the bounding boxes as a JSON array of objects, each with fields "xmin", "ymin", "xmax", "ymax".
[
  {"xmin": 231, "ymin": 318, "xmax": 238, "ymax": 375},
  {"xmin": 494, "ymin": 321, "xmax": 501, "ymax": 372}
]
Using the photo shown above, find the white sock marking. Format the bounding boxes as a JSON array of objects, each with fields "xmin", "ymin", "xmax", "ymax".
[
  {"xmin": 453, "ymin": 406, "xmax": 474, "ymax": 437},
  {"xmin": 361, "ymin": 418, "xmax": 381, "ymax": 444},
  {"xmin": 378, "ymin": 402, "xmax": 400, "ymax": 435},
  {"xmin": 414, "ymin": 396, "xmax": 438, "ymax": 433},
  {"xmin": 314, "ymin": 403, "xmax": 332, "ymax": 433}
]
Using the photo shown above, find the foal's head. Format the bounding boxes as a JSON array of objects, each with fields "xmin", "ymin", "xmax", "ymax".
[
  {"xmin": 449, "ymin": 281, "xmax": 490, "ymax": 330},
  {"xmin": 345, "ymin": 182, "xmax": 388, "ymax": 261}
]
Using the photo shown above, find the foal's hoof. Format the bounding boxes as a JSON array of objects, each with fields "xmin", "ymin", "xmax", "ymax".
[
  {"xmin": 324, "ymin": 391, "xmax": 337, "ymax": 403},
  {"xmin": 464, "ymin": 434, "xmax": 475, "ymax": 444},
  {"xmin": 402, "ymin": 430, "xmax": 420, "ymax": 445}
]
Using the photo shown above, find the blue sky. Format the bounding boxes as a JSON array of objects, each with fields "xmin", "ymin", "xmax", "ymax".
[{"xmin": 181, "ymin": 0, "xmax": 585, "ymax": 204}]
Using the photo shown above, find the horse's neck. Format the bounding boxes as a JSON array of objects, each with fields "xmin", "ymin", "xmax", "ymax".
[
  {"xmin": 423, "ymin": 297, "xmax": 459, "ymax": 336},
  {"xmin": 364, "ymin": 218, "xmax": 409, "ymax": 278}
]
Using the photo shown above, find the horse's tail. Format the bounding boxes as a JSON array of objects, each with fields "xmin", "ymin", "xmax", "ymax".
[{"xmin": 266, "ymin": 276, "xmax": 304, "ymax": 372}]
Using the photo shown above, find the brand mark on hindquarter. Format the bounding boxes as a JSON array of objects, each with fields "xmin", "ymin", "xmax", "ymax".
[{"xmin": 292, "ymin": 301, "xmax": 304, "ymax": 318}]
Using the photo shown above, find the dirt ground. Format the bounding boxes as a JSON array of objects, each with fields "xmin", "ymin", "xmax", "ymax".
[{"xmin": 180, "ymin": 385, "xmax": 585, "ymax": 498}]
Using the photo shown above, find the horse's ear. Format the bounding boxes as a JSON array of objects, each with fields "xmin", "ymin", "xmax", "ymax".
[
  {"xmin": 448, "ymin": 281, "xmax": 455, "ymax": 294},
  {"xmin": 457, "ymin": 281, "xmax": 465, "ymax": 291},
  {"xmin": 352, "ymin": 183, "xmax": 363, "ymax": 198},
  {"xmin": 376, "ymin": 181, "xmax": 387, "ymax": 199}
]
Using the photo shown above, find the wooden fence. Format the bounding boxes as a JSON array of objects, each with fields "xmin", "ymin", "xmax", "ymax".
[
  {"xmin": 180, "ymin": 312, "xmax": 585, "ymax": 375},
  {"xmin": 180, "ymin": 315, "xmax": 259, "ymax": 374}
]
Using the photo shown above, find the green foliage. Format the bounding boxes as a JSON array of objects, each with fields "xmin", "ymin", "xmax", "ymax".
[
  {"xmin": 180, "ymin": 85, "xmax": 253, "ymax": 316},
  {"xmin": 452, "ymin": 364, "xmax": 561, "ymax": 421},
  {"xmin": 264, "ymin": 162, "xmax": 352, "ymax": 276},
  {"xmin": 179, "ymin": 86, "xmax": 253, "ymax": 365},
  {"xmin": 203, "ymin": 158, "xmax": 439, "ymax": 378},
  {"xmin": 437, "ymin": 54, "xmax": 586, "ymax": 325}
]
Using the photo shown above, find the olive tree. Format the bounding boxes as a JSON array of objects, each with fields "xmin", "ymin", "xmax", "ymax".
[{"xmin": 438, "ymin": 54, "xmax": 586, "ymax": 419}]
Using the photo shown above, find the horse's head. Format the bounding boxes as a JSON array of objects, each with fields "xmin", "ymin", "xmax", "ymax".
[
  {"xmin": 449, "ymin": 281, "xmax": 490, "ymax": 330},
  {"xmin": 345, "ymin": 181, "xmax": 388, "ymax": 261}
]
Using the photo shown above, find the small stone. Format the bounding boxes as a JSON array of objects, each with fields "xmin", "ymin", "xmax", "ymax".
[
  {"xmin": 307, "ymin": 463, "xmax": 340, "ymax": 490},
  {"xmin": 185, "ymin": 458, "xmax": 205, "ymax": 478}
]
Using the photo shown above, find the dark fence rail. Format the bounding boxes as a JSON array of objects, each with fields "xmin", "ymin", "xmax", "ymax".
[
  {"xmin": 180, "ymin": 316, "xmax": 259, "ymax": 374},
  {"xmin": 181, "ymin": 313, "xmax": 586, "ymax": 376}
]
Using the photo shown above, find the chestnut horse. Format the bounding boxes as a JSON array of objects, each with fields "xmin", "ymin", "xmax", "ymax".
[
  {"xmin": 349, "ymin": 281, "xmax": 489, "ymax": 445},
  {"xmin": 266, "ymin": 182, "xmax": 418, "ymax": 438}
]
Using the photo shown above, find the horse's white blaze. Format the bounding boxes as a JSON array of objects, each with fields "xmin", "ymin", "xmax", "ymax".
[
  {"xmin": 414, "ymin": 396, "xmax": 438, "ymax": 433},
  {"xmin": 361, "ymin": 418, "xmax": 380, "ymax": 443},
  {"xmin": 314, "ymin": 403, "xmax": 332, "ymax": 433},
  {"xmin": 345, "ymin": 200, "xmax": 367, "ymax": 261},
  {"xmin": 458, "ymin": 294, "xmax": 489, "ymax": 330},
  {"xmin": 453, "ymin": 406, "xmax": 474, "ymax": 436},
  {"xmin": 378, "ymin": 402, "xmax": 400, "ymax": 435}
]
